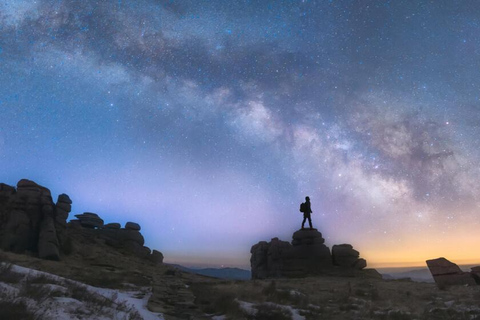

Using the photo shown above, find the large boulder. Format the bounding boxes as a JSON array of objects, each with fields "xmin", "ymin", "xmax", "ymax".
[
  {"xmin": 250, "ymin": 241, "xmax": 271, "ymax": 279},
  {"xmin": 426, "ymin": 257, "xmax": 477, "ymax": 287},
  {"xmin": 250, "ymin": 238, "xmax": 292, "ymax": 279},
  {"xmin": 125, "ymin": 222, "xmax": 141, "ymax": 231},
  {"xmin": 150, "ymin": 250, "xmax": 164, "ymax": 264}
]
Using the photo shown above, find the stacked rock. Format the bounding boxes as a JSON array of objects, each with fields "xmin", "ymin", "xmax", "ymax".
[
  {"xmin": 55, "ymin": 194, "xmax": 72, "ymax": 228},
  {"xmin": 54, "ymin": 194, "xmax": 71, "ymax": 249},
  {"xmin": 0, "ymin": 179, "xmax": 61, "ymax": 260},
  {"xmin": 284, "ymin": 229, "xmax": 332, "ymax": 277},
  {"xmin": 125, "ymin": 222, "xmax": 141, "ymax": 231},
  {"xmin": 332, "ymin": 244, "xmax": 367, "ymax": 270},
  {"xmin": 73, "ymin": 213, "xmax": 104, "ymax": 229},
  {"xmin": 251, "ymin": 228, "xmax": 369, "ymax": 279},
  {"xmin": 251, "ymin": 229, "xmax": 333, "ymax": 279},
  {"xmin": 250, "ymin": 238, "xmax": 291, "ymax": 279}
]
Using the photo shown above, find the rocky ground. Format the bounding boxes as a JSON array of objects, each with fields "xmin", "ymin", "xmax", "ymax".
[{"xmin": 2, "ymin": 249, "xmax": 480, "ymax": 320}]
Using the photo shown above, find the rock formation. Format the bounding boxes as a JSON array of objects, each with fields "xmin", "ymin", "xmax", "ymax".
[
  {"xmin": 0, "ymin": 179, "xmax": 164, "ymax": 265},
  {"xmin": 426, "ymin": 257, "xmax": 480, "ymax": 287},
  {"xmin": 251, "ymin": 228, "xmax": 367, "ymax": 279},
  {"xmin": 332, "ymin": 244, "xmax": 367, "ymax": 269},
  {"xmin": 0, "ymin": 179, "xmax": 67, "ymax": 260},
  {"xmin": 72, "ymin": 212, "xmax": 104, "ymax": 228}
]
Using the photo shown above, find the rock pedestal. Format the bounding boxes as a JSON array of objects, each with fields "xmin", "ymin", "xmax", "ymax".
[{"xmin": 251, "ymin": 229, "xmax": 365, "ymax": 279}]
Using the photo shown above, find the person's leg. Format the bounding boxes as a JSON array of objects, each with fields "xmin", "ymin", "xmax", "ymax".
[
  {"xmin": 302, "ymin": 215, "xmax": 306, "ymax": 229},
  {"xmin": 308, "ymin": 215, "xmax": 312, "ymax": 229}
]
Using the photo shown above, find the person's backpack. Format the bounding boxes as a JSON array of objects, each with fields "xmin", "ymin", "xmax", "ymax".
[{"xmin": 300, "ymin": 202, "xmax": 306, "ymax": 213}]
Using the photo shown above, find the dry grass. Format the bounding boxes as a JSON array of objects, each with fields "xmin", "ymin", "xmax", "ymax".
[
  {"xmin": 0, "ymin": 300, "xmax": 36, "ymax": 320},
  {"xmin": 247, "ymin": 303, "xmax": 293, "ymax": 320},
  {"xmin": 190, "ymin": 275, "xmax": 480, "ymax": 320}
]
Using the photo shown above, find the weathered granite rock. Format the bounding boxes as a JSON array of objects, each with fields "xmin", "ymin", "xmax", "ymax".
[
  {"xmin": 57, "ymin": 194, "xmax": 72, "ymax": 204},
  {"xmin": 54, "ymin": 194, "xmax": 71, "ymax": 254},
  {"xmin": 250, "ymin": 238, "xmax": 292, "ymax": 279},
  {"xmin": 251, "ymin": 229, "xmax": 334, "ymax": 279},
  {"xmin": 0, "ymin": 180, "xmax": 61, "ymax": 260},
  {"xmin": 104, "ymin": 223, "xmax": 121, "ymax": 229},
  {"xmin": 150, "ymin": 250, "xmax": 164, "ymax": 264},
  {"xmin": 251, "ymin": 229, "xmax": 370, "ymax": 279},
  {"xmin": 471, "ymin": 266, "xmax": 480, "ymax": 276},
  {"xmin": 97, "ymin": 228, "xmax": 145, "ymax": 247},
  {"xmin": 38, "ymin": 211, "xmax": 60, "ymax": 260},
  {"xmin": 125, "ymin": 222, "xmax": 141, "ymax": 231},
  {"xmin": 332, "ymin": 244, "xmax": 366, "ymax": 270},
  {"xmin": 250, "ymin": 241, "xmax": 271, "ymax": 279},
  {"xmin": 471, "ymin": 267, "xmax": 480, "ymax": 284},
  {"xmin": 0, "ymin": 183, "xmax": 15, "ymax": 198},
  {"xmin": 0, "ymin": 179, "xmax": 164, "ymax": 265},
  {"xmin": 426, "ymin": 257, "xmax": 477, "ymax": 287},
  {"xmin": 74, "ymin": 213, "xmax": 104, "ymax": 229}
]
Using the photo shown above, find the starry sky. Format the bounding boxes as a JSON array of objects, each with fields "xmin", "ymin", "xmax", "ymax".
[{"xmin": 1, "ymin": 0, "xmax": 480, "ymax": 268}]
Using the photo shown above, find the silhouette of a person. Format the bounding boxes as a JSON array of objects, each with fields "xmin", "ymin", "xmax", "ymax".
[{"xmin": 301, "ymin": 196, "xmax": 313, "ymax": 230}]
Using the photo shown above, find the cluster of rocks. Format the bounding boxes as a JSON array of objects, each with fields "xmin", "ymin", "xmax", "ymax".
[
  {"xmin": 426, "ymin": 257, "xmax": 480, "ymax": 287},
  {"xmin": 69, "ymin": 214, "xmax": 163, "ymax": 263},
  {"xmin": 250, "ymin": 228, "xmax": 367, "ymax": 279},
  {"xmin": 0, "ymin": 179, "xmax": 163, "ymax": 264},
  {"xmin": 0, "ymin": 180, "xmax": 71, "ymax": 260}
]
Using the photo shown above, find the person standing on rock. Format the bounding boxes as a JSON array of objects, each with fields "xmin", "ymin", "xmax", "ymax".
[{"xmin": 300, "ymin": 196, "xmax": 313, "ymax": 230}]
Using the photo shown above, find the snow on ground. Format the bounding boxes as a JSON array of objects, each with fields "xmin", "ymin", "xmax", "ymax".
[
  {"xmin": 1, "ymin": 262, "xmax": 164, "ymax": 320},
  {"xmin": 237, "ymin": 299, "xmax": 306, "ymax": 320}
]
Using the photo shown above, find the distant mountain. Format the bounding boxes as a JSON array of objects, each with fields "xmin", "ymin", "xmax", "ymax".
[
  {"xmin": 378, "ymin": 264, "xmax": 480, "ymax": 283},
  {"xmin": 170, "ymin": 264, "xmax": 251, "ymax": 280},
  {"xmin": 379, "ymin": 267, "xmax": 434, "ymax": 283}
]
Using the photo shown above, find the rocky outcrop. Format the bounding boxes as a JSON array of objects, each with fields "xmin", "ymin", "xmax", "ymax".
[
  {"xmin": 471, "ymin": 266, "xmax": 480, "ymax": 277},
  {"xmin": 150, "ymin": 250, "xmax": 164, "ymax": 264},
  {"xmin": 251, "ymin": 228, "xmax": 367, "ymax": 279},
  {"xmin": 426, "ymin": 258, "xmax": 479, "ymax": 287},
  {"xmin": 0, "ymin": 179, "xmax": 164, "ymax": 265},
  {"xmin": 0, "ymin": 179, "xmax": 64, "ymax": 260},
  {"xmin": 332, "ymin": 244, "xmax": 367, "ymax": 270}
]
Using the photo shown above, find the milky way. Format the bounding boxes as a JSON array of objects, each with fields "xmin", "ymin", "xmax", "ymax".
[{"xmin": 1, "ymin": 0, "xmax": 480, "ymax": 267}]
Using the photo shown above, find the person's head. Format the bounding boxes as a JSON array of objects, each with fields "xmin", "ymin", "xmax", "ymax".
[{"xmin": 305, "ymin": 196, "xmax": 310, "ymax": 201}]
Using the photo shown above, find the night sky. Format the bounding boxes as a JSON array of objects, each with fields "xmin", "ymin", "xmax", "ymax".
[{"xmin": 1, "ymin": 0, "xmax": 480, "ymax": 268}]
